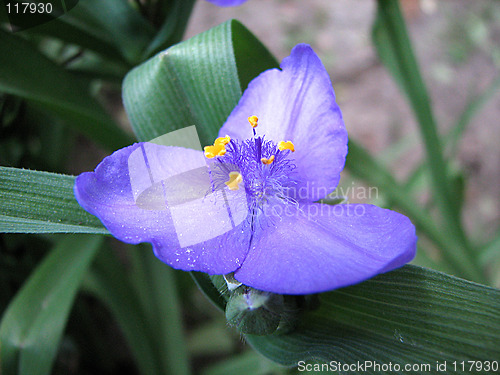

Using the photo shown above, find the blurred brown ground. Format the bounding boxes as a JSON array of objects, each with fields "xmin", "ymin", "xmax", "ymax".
[{"xmin": 186, "ymin": 0, "xmax": 500, "ymax": 246}]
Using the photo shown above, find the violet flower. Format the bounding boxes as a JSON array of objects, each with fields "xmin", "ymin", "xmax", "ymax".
[
  {"xmin": 205, "ymin": 0, "xmax": 248, "ymax": 7},
  {"xmin": 74, "ymin": 44, "xmax": 416, "ymax": 295}
]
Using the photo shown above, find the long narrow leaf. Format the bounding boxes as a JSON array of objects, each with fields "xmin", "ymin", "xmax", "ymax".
[
  {"xmin": 190, "ymin": 272, "xmax": 226, "ymax": 312},
  {"xmin": 123, "ymin": 21, "xmax": 239, "ymax": 144},
  {"xmin": 0, "ymin": 235, "xmax": 102, "ymax": 375},
  {"xmin": 0, "ymin": 30, "xmax": 132, "ymax": 150},
  {"xmin": 481, "ymin": 233, "xmax": 500, "ymax": 265},
  {"xmin": 4, "ymin": 0, "xmax": 155, "ymax": 64},
  {"xmin": 0, "ymin": 167, "xmax": 108, "ymax": 234},
  {"xmin": 0, "ymin": 2, "xmax": 123, "ymax": 64},
  {"xmin": 404, "ymin": 74, "xmax": 500, "ymax": 197},
  {"xmin": 202, "ymin": 351, "xmax": 285, "ymax": 375},
  {"xmin": 59, "ymin": 0, "xmax": 154, "ymax": 64},
  {"xmin": 448, "ymin": 74, "xmax": 500, "ymax": 156},
  {"xmin": 246, "ymin": 265, "xmax": 500, "ymax": 367},
  {"xmin": 372, "ymin": 0, "xmax": 484, "ymax": 282},
  {"xmin": 143, "ymin": 0, "xmax": 197, "ymax": 59},
  {"xmin": 128, "ymin": 246, "xmax": 190, "ymax": 375},
  {"xmin": 83, "ymin": 245, "xmax": 163, "ymax": 375}
]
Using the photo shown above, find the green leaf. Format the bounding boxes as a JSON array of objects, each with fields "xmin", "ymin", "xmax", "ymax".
[
  {"xmin": 143, "ymin": 0, "xmax": 197, "ymax": 59},
  {"xmin": 231, "ymin": 21, "xmax": 279, "ymax": 91},
  {"xmin": 0, "ymin": 167, "xmax": 108, "ymax": 234},
  {"xmin": 1, "ymin": 3, "xmax": 119, "ymax": 64},
  {"xmin": 8, "ymin": 0, "xmax": 154, "ymax": 64},
  {"xmin": 403, "ymin": 74, "xmax": 500, "ymax": 214},
  {"xmin": 0, "ymin": 30, "xmax": 133, "ymax": 150},
  {"xmin": 127, "ymin": 245, "xmax": 190, "ymax": 375},
  {"xmin": 448, "ymin": 74, "xmax": 500, "ymax": 157},
  {"xmin": 481, "ymin": 233, "xmax": 500, "ymax": 265},
  {"xmin": 190, "ymin": 272, "xmax": 226, "ymax": 312},
  {"xmin": 82, "ymin": 245, "xmax": 164, "ymax": 375},
  {"xmin": 123, "ymin": 20, "xmax": 239, "ymax": 144},
  {"xmin": 123, "ymin": 19, "xmax": 277, "ymax": 144},
  {"xmin": 372, "ymin": 6, "xmax": 405, "ymax": 90},
  {"xmin": 246, "ymin": 265, "xmax": 500, "ymax": 367},
  {"xmin": 58, "ymin": 0, "xmax": 154, "ymax": 64},
  {"xmin": 403, "ymin": 73, "xmax": 500, "ymax": 210},
  {"xmin": 65, "ymin": 51, "xmax": 130, "ymax": 83},
  {"xmin": 0, "ymin": 235, "xmax": 102, "ymax": 375},
  {"xmin": 84, "ymin": 243, "xmax": 190, "ymax": 375},
  {"xmin": 202, "ymin": 351, "xmax": 286, "ymax": 375},
  {"xmin": 188, "ymin": 321, "xmax": 234, "ymax": 357}
]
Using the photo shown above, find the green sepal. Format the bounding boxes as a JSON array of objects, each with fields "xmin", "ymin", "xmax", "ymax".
[{"xmin": 224, "ymin": 283, "xmax": 319, "ymax": 336}]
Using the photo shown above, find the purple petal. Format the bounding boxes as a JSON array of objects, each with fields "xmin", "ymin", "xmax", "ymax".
[
  {"xmin": 234, "ymin": 203, "xmax": 417, "ymax": 294},
  {"xmin": 205, "ymin": 0, "xmax": 248, "ymax": 6},
  {"xmin": 219, "ymin": 44, "xmax": 348, "ymax": 201},
  {"xmin": 74, "ymin": 143, "xmax": 251, "ymax": 274}
]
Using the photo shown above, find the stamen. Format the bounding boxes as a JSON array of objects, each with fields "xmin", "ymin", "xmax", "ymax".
[
  {"xmin": 204, "ymin": 136, "xmax": 231, "ymax": 158},
  {"xmin": 248, "ymin": 115, "xmax": 259, "ymax": 137},
  {"xmin": 278, "ymin": 141, "xmax": 295, "ymax": 152},
  {"xmin": 215, "ymin": 135, "xmax": 231, "ymax": 146},
  {"xmin": 260, "ymin": 155, "xmax": 275, "ymax": 165},
  {"xmin": 248, "ymin": 115, "xmax": 259, "ymax": 128},
  {"xmin": 204, "ymin": 143, "xmax": 226, "ymax": 158},
  {"xmin": 225, "ymin": 171, "xmax": 243, "ymax": 191}
]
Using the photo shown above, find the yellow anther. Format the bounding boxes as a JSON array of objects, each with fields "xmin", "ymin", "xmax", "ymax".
[
  {"xmin": 214, "ymin": 135, "xmax": 231, "ymax": 146},
  {"xmin": 278, "ymin": 140, "xmax": 295, "ymax": 152},
  {"xmin": 260, "ymin": 155, "xmax": 275, "ymax": 165},
  {"xmin": 204, "ymin": 136, "xmax": 230, "ymax": 158},
  {"xmin": 225, "ymin": 171, "xmax": 243, "ymax": 191},
  {"xmin": 248, "ymin": 115, "xmax": 259, "ymax": 128},
  {"xmin": 204, "ymin": 143, "xmax": 226, "ymax": 158}
]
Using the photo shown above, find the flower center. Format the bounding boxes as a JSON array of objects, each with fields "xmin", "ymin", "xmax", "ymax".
[{"xmin": 205, "ymin": 116, "xmax": 298, "ymax": 222}]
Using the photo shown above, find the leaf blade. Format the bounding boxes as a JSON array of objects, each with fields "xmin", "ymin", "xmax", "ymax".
[
  {"xmin": 246, "ymin": 265, "xmax": 500, "ymax": 366},
  {"xmin": 62, "ymin": 0, "xmax": 154, "ymax": 64},
  {"xmin": 0, "ymin": 167, "xmax": 108, "ymax": 234},
  {"xmin": 142, "ymin": 0, "xmax": 197, "ymax": 59},
  {"xmin": 123, "ymin": 20, "xmax": 240, "ymax": 144},
  {"xmin": 83, "ymin": 244, "xmax": 163, "ymax": 375},
  {"xmin": 372, "ymin": 0, "xmax": 484, "ymax": 282},
  {"xmin": 0, "ymin": 30, "xmax": 132, "ymax": 150},
  {"xmin": 0, "ymin": 235, "xmax": 102, "ymax": 375}
]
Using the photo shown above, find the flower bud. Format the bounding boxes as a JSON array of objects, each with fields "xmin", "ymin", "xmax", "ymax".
[{"xmin": 225, "ymin": 286, "xmax": 284, "ymax": 335}]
